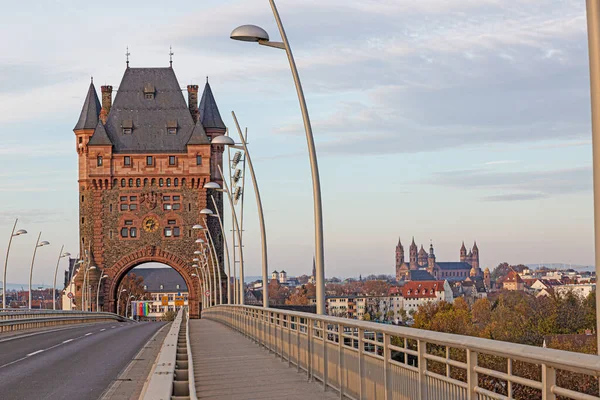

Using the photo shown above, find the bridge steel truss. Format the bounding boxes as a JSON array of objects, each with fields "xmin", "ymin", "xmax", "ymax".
[{"xmin": 203, "ymin": 305, "xmax": 600, "ymax": 400}]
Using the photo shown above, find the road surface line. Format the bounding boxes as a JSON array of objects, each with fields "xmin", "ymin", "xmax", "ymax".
[
  {"xmin": 62, "ymin": 339, "xmax": 74, "ymax": 343},
  {"xmin": 100, "ymin": 329, "xmax": 106, "ymax": 332},
  {"xmin": 26, "ymin": 350, "xmax": 44, "ymax": 357},
  {"xmin": 85, "ymin": 333, "xmax": 93, "ymax": 336}
]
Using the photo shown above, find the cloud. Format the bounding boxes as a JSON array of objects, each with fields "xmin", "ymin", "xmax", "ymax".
[
  {"xmin": 484, "ymin": 160, "xmax": 519, "ymax": 165},
  {"xmin": 423, "ymin": 166, "xmax": 591, "ymax": 201},
  {"xmin": 0, "ymin": 210, "xmax": 67, "ymax": 225},
  {"xmin": 482, "ymin": 192, "xmax": 550, "ymax": 202}
]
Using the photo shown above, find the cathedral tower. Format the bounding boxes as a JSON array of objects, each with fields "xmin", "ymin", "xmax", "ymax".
[{"xmin": 409, "ymin": 237, "xmax": 418, "ymax": 270}]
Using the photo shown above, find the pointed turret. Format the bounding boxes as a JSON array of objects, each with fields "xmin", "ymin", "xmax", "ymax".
[
  {"xmin": 409, "ymin": 237, "xmax": 418, "ymax": 269},
  {"xmin": 74, "ymin": 81, "xmax": 101, "ymax": 131},
  {"xmin": 199, "ymin": 81, "xmax": 226, "ymax": 130},
  {"xmin": 187, "ymin": 119, "xmax": 211, "ymax": 145},
  {"xmin": 418, "ymin": 245, "xmax": 428, "ymax": 266},
  {"xmin": 395, "ymin": 237, "xmax": 405, "ymax": 267},
  {"xmin": 88, "ymin": 121, "xmax": 113, "ymax": 146},
  {"xmin": 427, "ymin": 242, "xmax": 436, "ymax": 270},
  {"xmin": 460, "ymin": 241, "xmax": 467, "ymax": 262}
]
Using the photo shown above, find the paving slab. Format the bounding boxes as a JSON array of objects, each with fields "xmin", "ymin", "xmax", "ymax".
[{"xmin": 190, "ymin": 319, "xmax": 337, "ymax": 400}]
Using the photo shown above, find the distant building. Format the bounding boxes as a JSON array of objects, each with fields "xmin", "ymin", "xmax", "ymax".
[
  {"xmin": 502, "ymin": 270, "xmax": 525, "ymax": 291},
  {"xmin": 396, "ymin": 238, "xmax": 482, "ymax": 282},
  {"xmin": 129, "ymin": 268, "xmax": 188, "ymax": 320},
  {"xmin": 400, "ymin": 280, "xmax": 453, "ymax": 314}
]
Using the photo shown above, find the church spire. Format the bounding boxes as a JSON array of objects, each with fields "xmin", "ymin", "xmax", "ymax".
[{"xmin": 199, "ymin": 80, "xmax": 226, "ymax": 130}]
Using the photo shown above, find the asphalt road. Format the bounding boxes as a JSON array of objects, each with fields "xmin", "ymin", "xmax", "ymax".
[{"xmin": 0, "ymin": 320, "xmax": 166, "ymax": 400}]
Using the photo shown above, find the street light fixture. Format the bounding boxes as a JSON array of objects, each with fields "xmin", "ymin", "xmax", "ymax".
[
  {"xmin": 195, "ymin": 239, "xmax": 205, "ymax": 244},
  {"xmin": 29, "ymin": 233, "xmax": 50, "ymax": 310},
  {"xmin": 3, "ymin": 219, "xmax": 27, "ymax": 309},
  {"xmin": 83, "ymin": 265, "xmax": 96, "ymax": 311},
  {"xmin": 199, "ymin": 210, "xmax": 223, "ymax": 304},
  {"xmin": 230, "ymin": 2, "xmax": 326, "ymax": 314},
  {"xmin": 211, "ymin": 135, "xmax": 236, "ymax": 146},
  {"xmin": 96, "ymin": 274, "xmax": 109, "ymax": 312},
  {"xmin": 53, "ymin": 246, "xmax": 71, "ymax": 310},
  {"xmin": 117, "ymin": 288, "xmax": 127, "ymax": 316},
  {"xmin": 209, "ymin": 195, "xmax": 232, "ymax": 305}
]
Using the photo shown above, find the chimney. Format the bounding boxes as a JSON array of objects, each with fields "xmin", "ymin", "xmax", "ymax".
[
  {"xmin": 187, "ymin": 85, "xmax": 199, "ymax": 122},
  {"xmin": 100, "ymin": 85, "xmax": 113, "ymax": 124}
]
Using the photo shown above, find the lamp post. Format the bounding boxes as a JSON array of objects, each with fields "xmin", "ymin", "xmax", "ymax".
[
  {"xmin": 230, "ymin": 7, "xmax": 326, "ymax": 314},
  {"xmin": 586, "ymin": 0, "xmax": 600, "ymax": 356},
  {"xmin": 195, "ymin": 262, "xmax": 211, "ymax": 307},
  {"xmin": 117, "ymin": 288, "xmax": 127, "ymax": 316},
  {"xmin": 83, "ymin": 265, "xmax": 96, "ymax": 311},
  {"xmin": 208, "ymin": 169, "xmax": 246, "ymax": 305},
  {"xmin": 209, "ymin": 195, "xmax": 232, "ymax": 305},
  {"xmin": 125, "ymin": 295, "xmax": 135, "ymax": 318},
  {"xmin": 53, "ymin": 246, "xmax": 71, "ymax": 310},
  {"xmin": 230, "ymin": 112, "xmax": 269, "ymax": 307},
  {"xmin": 29, "ymin": 232, "xmax": 50, "ymax": 310},
  {"xmin": 200, "ymin": 209, "xmax": 223, "ymax": 305},
  {"xmin": 193, "ymin": 261, "xmax": 208, "ymax": 307},
  {"xmin": 96, "ymin": 274, "xmax": 108, "ymax": 312},
  {"xmin": 68, "ymin": 260, "xmax": 84, "ymax": 310},
  {"xmin": 194, "ymin": 234, "xmax": 218, "ymax": 305},
  {"xmin": 3, "ymin": 219, "xmax": 27, "ymax": 309}
]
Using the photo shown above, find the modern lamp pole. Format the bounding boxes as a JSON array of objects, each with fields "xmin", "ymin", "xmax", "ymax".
[
  {"xmin": 231, "ymin": 5, "xmax": 326, "ymax": 313},
  {"xmin": 210, "ymin": 195, "xmax": 232, "ymax": 305},
  {"xmin": 209, "ymin": 167, "xmax": 245, "ymax": 305},
  {"xmin": 3, "ymin": 219, "xmax": 27, "ymax": 309},
  {"xmin": 96, "ymin": 274, "xmax": 108, "ymax": 312},
  {"xmin": 586, "ymin": 0, "xmax": 600, "ymax": 355},
  {"xmin": 201, "ymin": 210, "xmax": 223, "ymax": 305},
  {"xmin": 53, "ymin": 246, "xmax": 71, "ymax": 310},
  {"xmin": 231, "ymin": 112, "xmax": 269, "ymax": 308},
  {"xmin": 29, "ymin": 232, "xmax": 50, "ymax": 310},
  {"xmin": 202, "ymin": 241, "xmax": 219, "ymax": 305}
]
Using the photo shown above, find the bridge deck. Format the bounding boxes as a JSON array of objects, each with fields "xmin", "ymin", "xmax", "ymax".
[{"xmin": 189, "ymin": 319, "xmax": 337, "ymax": 400}]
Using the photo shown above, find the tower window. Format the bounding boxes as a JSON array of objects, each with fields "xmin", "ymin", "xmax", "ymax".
[
  {"xmin": 97, "ymin": 156, "xmax": 103, "ymax": 167},
  {"xmin": 169, "ymin": 156, "xmax": 176, "ymax": 166},
  {"xmin": 196, "ymin": 155, "xmax": 202, "ymax": 165},
  {"xmin": 144, "ymin": 85, "xmax": 155, "ymax": 100},
  {"xmin": 146, "ymin": 156, "xmax": 153, "ymax": 166},
  {"xmin": 121, "ymin": 228, "xmax": 128, "ymax": 238},
  {"xmin": 130, "ymin": 227, "xmax": 137, "ymax": 238},
  {"xmin": 124, "ymin": 156, "xmax": 131, "ymax": 166}
]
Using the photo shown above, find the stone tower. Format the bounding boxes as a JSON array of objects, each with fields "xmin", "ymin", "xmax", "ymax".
[
  {"xmin": 395, "ymin": 238, "xmax": 404, "ymax": 268},
  {"xmin": 73, "ymin": 67, "xmax": 227, "ymax": 318},
  {"xmin": 418, "ymin": 245, "xmax": 428, "ymax": 267},
  {"xmin": 409, "ymin": 238, "xmax": 418, "ymax": 270},
  {"xmin": 460, "ymin": 242, "xmax": 467, "ymax": 262},
  {"xmin": 427, "ymin": 243, "xmax": 436, "ymax": 270}
]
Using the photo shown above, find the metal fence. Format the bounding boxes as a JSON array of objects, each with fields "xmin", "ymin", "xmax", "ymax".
[
  {"xmin": 0, "ymin": 309, "xmax": 126, "ymax": 332},
  {"xmin": 204, "ymin": 305, "xmax": 600, "ymax": 400}
]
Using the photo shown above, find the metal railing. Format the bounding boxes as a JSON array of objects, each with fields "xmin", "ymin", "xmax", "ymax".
[
  {"xmin": 204, "ymin": 305, "xmax": 600, "ymax": 400},
  {"xmin": 0, "ymin": 309, "xmax": 126, "ymax": 332}
]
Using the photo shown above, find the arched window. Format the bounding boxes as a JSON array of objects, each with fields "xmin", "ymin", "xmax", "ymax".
[
  {"xmin": 136, "ymin": 178, "xmax": 141, "ymax": 187},
  {"xmin": 166, "ymin": 178, "xmax": 171, "ymax": 187},
  {"xmin": 174, "ymin": 178, "xmax": 178, "ymax": 187},
  {"xmin": 191, "ymin": 178, "xmax": 195, "ymax": 188},
  {"xmin": 128, "ymin": 178, "xmax": 133, "ymax": 187},
  {"xmin": 159, "ymin": 178, "xmax": 164, "ymax": 187},
  {"xmin": 181, "ymin": 178, "xmax": 186, "ymax": 187},
  {"xmin": 121, "ymin": 179, "xmax": 126, "ymax": 187},
  {"xmin": 113, "ymin": 179, "xmax": 118, "ymax": 188},
  {"xmin": 144, "ymin": 178, "xmax": 148, "ymax": 186},
  {"xmin": 151, "ymin": 178, "xmax": 156, "ymax": 186}
]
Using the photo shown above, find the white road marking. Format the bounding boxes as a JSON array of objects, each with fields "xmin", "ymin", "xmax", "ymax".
[
  {"xmin": 100, "ymin": 329, "xmax": 106, "ymax": 332},
  {"xmin": 85, "ymin": 333, "xmax": 93, "ymax": 336},
  {"xmin": 26, "ymin": 350, "xmax": 44, "ymax": 357},
  {"xmin": 111, "ymin": 326, "xmax": 116, "ymax": 329},
  {"xmin": 62, "ymin": 339, "xmax": 73, "ymax": 344}
]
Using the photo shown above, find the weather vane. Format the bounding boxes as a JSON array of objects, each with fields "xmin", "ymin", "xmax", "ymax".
[
  {"xmin": 126, "ymin": 46, "xmax": 130, "ymax": 68},
  {"xmin": 169, "ymin": 46, "xmax": 174, "ymax": 67}
]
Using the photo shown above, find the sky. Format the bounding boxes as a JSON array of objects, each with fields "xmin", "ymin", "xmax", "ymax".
[{"xmin": 0, "ymin": 0, "xmax": 595, "ymax": 285}]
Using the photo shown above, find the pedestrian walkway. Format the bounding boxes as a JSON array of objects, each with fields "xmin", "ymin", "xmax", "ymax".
[{"xmin": 189, "ymin": 319, "xmax": 337, "ymax": 400}]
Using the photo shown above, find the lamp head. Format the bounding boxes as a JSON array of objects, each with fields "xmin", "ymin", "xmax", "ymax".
[
  {"xmin": 191, "ymin": 273, "xmax": 197, "ymax": 277},
  {"xmin": 204, "ymin": 182, "xmax": 221, "ymax": 190},
  {"xmin": 102, "ymin": 274, "xmax": 109, "ymax": 278},
  {"xmin": 230, "ymin": 24, "xmax": 270, "ymax": 42},
  {"xmin": 193, "ymin": 258, "xmax": 200, "ymax": 262},
  {"xmin": 192, "ymin": 224, "xmax": 203, "ymax": 230},
  {"xmin": 211, "ymin": 135, "xmax": 236, "ymax": 146},
  {"xmin": 200, "ymin": 208, "xmax": 213, "ymax": 215},
  {"xmin": 14, "ymin": 229, "xmax": 27, "ymax": 236},
  {"xmin": 39, "ymin": 241, "xmax": 50, "ymax": 247},
  {"xmin": 194, "ymin": 250, "xmax": 201, "ymax": 255},
  {"xmin": 195, "ymin": 239, "xmax": 205, "ymax": 244},
  {"xmin": 62, "ymin": 252, "xmax": 71, "ymax": 257},
  {"xmin": 192, "ymin": 264, "xmax": 199, "ymax": 268}
]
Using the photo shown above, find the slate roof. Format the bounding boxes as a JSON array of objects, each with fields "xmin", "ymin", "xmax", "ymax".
[
  {"xmin": 102, "ymin": 68, "xmax": 198, "ymax": 153},
  {"xmin": 74, "ymin": 82, "xmax": 101, "ymax": 130},
  {"xmin": 199, "ymin": 81, "xmax": 226, "ymax": 130},
  {"xmin": 186, "ymin": 119, "xmax": 211, "ymax": 145},
  {"xmin": 435, "ymin": 262, "xmax": 473, "ymax": 271},
  {"xmin": 130, "ymin": 268, "xmax": 188, "ymax": 292},
  {"xmin": 88, "ymin": 121, "xmax": 113, "ymax": 146},
  {"xmin": 408, "ymin": 270, "xmax": 436, "ymax": 281}
]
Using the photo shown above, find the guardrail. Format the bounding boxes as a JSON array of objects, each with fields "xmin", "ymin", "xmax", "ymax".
[
  {"xmin": 0, "ymin": 309, "xmax": 127, "ymax": 332},
  {"xmin": 142, "ymin": 308, "xmax": 197, "ymax": 400},
  {"xmin": 204, "ymin": 305, "xmax": 600, "ymax": 400}
]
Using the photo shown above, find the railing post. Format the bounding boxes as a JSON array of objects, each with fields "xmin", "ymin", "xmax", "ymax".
[
  {"xmin": 358, "ymin": 327, "xmax": 364, "ymax": 400},
  {"xmin": 323, "ymin": 320, "xmax": 328, "ymax": 391},
  {"xmin": 338, "ymin": 322, "xmax": 344, "ymax": 399},
  {"xmin": 297, "ymin": 317, "xmax": 301, "ymax": 372},
  {"xmin": 542, "ymin": 364, "xmax": 556, "ymax": 400},
  {"xmin": 466, "ymin": 348, "xmax": 478, "ymax": 400},
  {"xmin": 308, "ymin": 317, "xmax": 313, "ymax": 382},
  {"xmin": 417, "ymin": 339, "xmax": 428, "ymax": 400},
  {"xmin": 383, "ymin": 333, "xmax": 390, "ymax": 400}
]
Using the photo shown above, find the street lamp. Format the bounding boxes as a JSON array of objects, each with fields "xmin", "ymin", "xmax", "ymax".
[
  {"xmin": 206, "ymin": 175, "xmax": 246, "ymax": 305},
  {"xmin": 231, "ymin": 3, "xmax": 326, "ymax": 314},
  {"xmin": 83, "ymin": 265, "xmax": 96, "ymax": 311},
  {"xmin": 125, "ymin": 295, "xmax": 135, "ymax": 318},
  {"xmin": 200, "ymin": 208, "xmax": 223, "ymax": 305},
  {"xmin": 117, "ymin": 288, "xmax": 127, "ymax": 316},
  {"xmin": 209, "ymin": 195, "xmax": 232, "ymax": 305},
  {"xmin": 3, "ymin": 219, "xmax": 27, "ymax": 309},
  {"xmin": 29, "ymin": 233, "xmax": 50, "ymax": 310},
  {"xmin": 193, "ymin": 225, "xmax": 219, "ymax": 305},
  {"xmin": 96, "ymin": 274, "xmax": 108, "ymax": 312},
  {"xmin": 229, "ymin": 112, "xmax": 269, "ymax": 307},
  {"xmin": 53, "ymin": 246, "xmax": 71, "ymax": 310}
]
